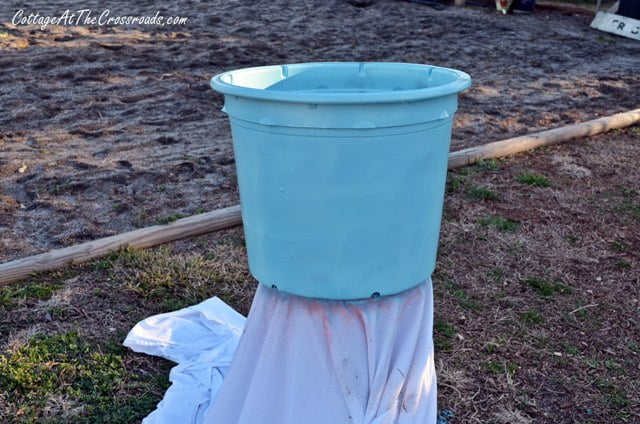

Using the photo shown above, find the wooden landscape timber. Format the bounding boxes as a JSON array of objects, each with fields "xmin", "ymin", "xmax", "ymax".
[
  {"xmin": 1, "ymin": 108, "xmax": 639, "ymax": 285},
  {"xmin": 0, "ymin": 205, "xmax": 242, "ymax": 285},
  {"xmin": 448, "ymin": 108, "xmax": 640, "ymax": 168}
]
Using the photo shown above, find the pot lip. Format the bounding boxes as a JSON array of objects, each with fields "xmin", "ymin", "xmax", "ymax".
[{"xmin": 210, "ymin": 62, "xmax": 471, "ymax": 104}]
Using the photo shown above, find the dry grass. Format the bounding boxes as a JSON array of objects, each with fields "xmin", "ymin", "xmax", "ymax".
[
  {"xmin": 434, "ymin": 127, "xmax": 640, "ymax": 423},
  {"xmin": 1, "ymin": 127, "xmax": 639, "ymax": 422}
]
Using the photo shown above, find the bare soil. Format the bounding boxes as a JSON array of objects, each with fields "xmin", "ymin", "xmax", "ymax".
[{"xmin": 1, "ymin": 0, "xmax": 639, "ymax": 262}]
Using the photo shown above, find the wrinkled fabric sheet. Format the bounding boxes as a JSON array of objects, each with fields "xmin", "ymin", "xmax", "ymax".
[
  {"xmin": 124, "ymin": 297, "xmax": 245, "ymax": 423},
  {"xmin": 125, "ymin": 279, "xmax": 437, "ymax": 424}
]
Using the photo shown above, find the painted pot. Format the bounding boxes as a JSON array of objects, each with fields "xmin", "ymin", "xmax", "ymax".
[{"xmin": 211, "ymin": 62, "xmax": 470, "ymax": 299}]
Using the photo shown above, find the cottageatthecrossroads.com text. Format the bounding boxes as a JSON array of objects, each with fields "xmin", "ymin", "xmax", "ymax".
[{"xmin": 12, "ymin": 9, "xmax": 189, "ymax": 30}]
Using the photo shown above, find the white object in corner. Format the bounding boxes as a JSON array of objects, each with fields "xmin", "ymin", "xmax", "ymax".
[{"xmin": 591, "ymin": 11, "xmax": 640, "ymax": 41}]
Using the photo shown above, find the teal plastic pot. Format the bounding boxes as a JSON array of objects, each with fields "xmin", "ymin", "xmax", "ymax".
[{"xmin": 211, "ymin": 62, "xmax": 470, "ymax": 300}]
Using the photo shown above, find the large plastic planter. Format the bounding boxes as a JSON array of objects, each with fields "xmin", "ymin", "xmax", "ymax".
[{"xmin": 211, "ymin": 62, "xmax": 470, "ymax": 300}]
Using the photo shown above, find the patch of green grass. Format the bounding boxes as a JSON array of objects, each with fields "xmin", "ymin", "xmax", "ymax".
[
  {"xmin": 455, "ymin": 166, "xmax": 476, "ymax": 177},
  {"xmin": 516, "ymin": 393, "xmax": 531, "ymax": 411},
  {"xmin": 458, "ymin": 297, "xmax": 481, "ymax": 312},
  {"xmin": 435, "ymin": 339, "xmax": 453, "ymax": 351},
  {"xmin": 629, "ymin": 126, "xmax": 640, "ymax": 136},
  {"xmin": 521, "ymin": 310, "xmax": 544, "ymax": 325},
  {"xmin": 616, "ymin": 260, "xmax": 632, "ymax": 270},
  {"xmin": 202, "ymin": 252, "xmax": 217, "ymax": 261},
  {"xmin": 479, "ymin": 215, "xmax": 520, "ymax": 232},
  {"xmin": 112, "ymin": 203, "xmax": 127, "ymax": 213},
  {"xmin": 158, "ymin": 298, "xmax": 194, "ymax": 312},
  {"xmin": 476, "ymin": 159, "xmax": 501, "ymax": 172},
  {"xmin": 435, "ymin": 319, "xmax": 456, "ymax": 339},
  {"xmin": 594, "ymin": 378, "xmax": 631, "ymax": 408},
  {"xmin": 483, "ymin": 359, "xmax": 518, "ymax": 376},
  {"xmin": 488, "ymin": 268, "xmax": 504, "ymax": 282},
  {"xmin": 445, "ymin": 174, "xmax": 465, "ymax": 194},
  {"xmin": 92, "ymin": 287, "xmax": 107, "ymax": 297},
  {"xmin": 525, "ymin": 277, "xmax": 572, "ymax": 297},
  {"xmin": 156, "ymin": 213, "xmax": 186, "ymax": 225},
  {"xmin": 626, "ymin": 339, "xmax": 640, "ymax": 354},
  {"xmin": 564, "ymin": 234, "xmax": 579, "ymax": 245},
  {"xmin": 467, "ymin": 186, "xmax": 499, "ymax": 201},
  {"xmin": 562, "ymin": 343, "xmax": 579, "ymax": 355},
  {"xmin": 193, "ymin": 207, "xmax": 207, "ymax": 214},
  {"xmin": 92, "ymin": 260, "xmax": 112, "ymax": 271},
  {"xmin": 616, "ymin": 186, "xmax": 640, "ymax": 218},
  {"xmin": 0, "ymin": 331, "xmax": 169, "ymax": 423},
  {"xmin": 104, "ymin": 247, "xmax": 149, "ymax": 266},
  {"xmin": 434, "ymin": 319, "xmax": 456, "ymax": 351},
  {"xmin": 618, "ymin": 185, "xmax": 638, "ymax": 198},
  {"xmin": 618, "ymin": 200, "xmax": 640, "ymax": 218},
  {"xmin": 48, "ymin": 305, "xmax": 65, "ymax": 319},
  {"xmin": 575, "ymin": 305, "xmax": 592, "ymax": 320},
  {"xmin": 104, "ymin": 246, "xmax": 248, "ymax": 311},
  {"xmin": 444, "ymin": 283, "xmax": 482, "ymax": 311},
  {"xmin": 517, "ymin": 173, "xmax": 551, "ymax": 187},
  {"xmin": 596, "ymin": 35, "xmax": 616, "ymax": 45},
  {"xmin": 49, "ymin": 180, "xmax": 72, "ymax": 195},
  {"xmin": 604, "ymin": 360, "xmax": 622, "ymax": 372},
  {"xmin": 610, "ymin": 241, "xmax": 628, "ymax": 252},
  {"xmin": 584, "ymin": 358, "xmax": 600, "ymax": 369},
  {"xmin": 615, "ymin": 411, "xmax": 632, "ymax": 421},
  {"xmin": 0, "ymin": 280, "xmax": 63, "ymax": 310},
  {"xmin": 483, "ymin": 342, "xmax": 498, "ymax": 354}
]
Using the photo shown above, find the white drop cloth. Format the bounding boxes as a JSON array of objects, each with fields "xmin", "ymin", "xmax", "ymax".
[
  {"xmin": 124, "ymin": 297, "xmax": 245, "ymax": 423},
  {"xmin": 125, "ymin": 279, "xmax": 437, "ymax": 424}
]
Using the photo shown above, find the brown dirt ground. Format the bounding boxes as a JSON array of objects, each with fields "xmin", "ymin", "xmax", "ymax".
[
  {"xmin": 1, "ymin": 0, "xmax": 639, "ymax": 261},
  {"xmin": 0, "ymin": 0, "xmax": 639, "ymax": 422}
]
